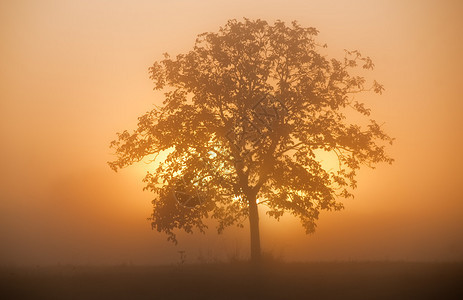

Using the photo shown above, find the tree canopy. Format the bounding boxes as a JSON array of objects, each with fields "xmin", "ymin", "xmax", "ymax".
[{"xmin": 109, "ymin": 19, "xmax": 393, "ymax": 261}]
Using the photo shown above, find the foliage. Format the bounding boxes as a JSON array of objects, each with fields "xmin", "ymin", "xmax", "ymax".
[{"xmin": 109, "ymin": 19, "xmax": 393, "ymax": 243}]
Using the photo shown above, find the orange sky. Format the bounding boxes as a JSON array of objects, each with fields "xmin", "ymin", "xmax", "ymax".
[{"xmin": 1, "ymin": 0, "xmax": 462, "ymax": 265}]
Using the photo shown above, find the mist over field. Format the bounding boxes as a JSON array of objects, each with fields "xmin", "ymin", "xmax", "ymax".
[{"xmin": 1, "ymin": 0, "xmax": 462, "ymax": 269}]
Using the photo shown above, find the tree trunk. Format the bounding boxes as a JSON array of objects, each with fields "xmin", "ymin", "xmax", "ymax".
[{"xmin": 248, "ymin": 193, "xmax": 261, "ymax": 264}]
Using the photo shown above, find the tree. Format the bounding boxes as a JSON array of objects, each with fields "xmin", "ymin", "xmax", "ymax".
[{"xmin": 108, "ymin": 19, "xmax": 393, "ymax": 263}]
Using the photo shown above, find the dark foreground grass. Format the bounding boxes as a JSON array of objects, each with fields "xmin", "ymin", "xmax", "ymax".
[{"xmin": 1, "ymin": 261, "xmax": 462, "ymax": 299}]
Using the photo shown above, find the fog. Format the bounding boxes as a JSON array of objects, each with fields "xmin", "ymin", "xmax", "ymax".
[{"xmin": 1, "ymin": 0, "xmax": 462, "ymax": 265}]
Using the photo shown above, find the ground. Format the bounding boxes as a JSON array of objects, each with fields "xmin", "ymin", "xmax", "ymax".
[{"xmin": 1, "ymin": 262, "xmax": 462, "ymax": 299}]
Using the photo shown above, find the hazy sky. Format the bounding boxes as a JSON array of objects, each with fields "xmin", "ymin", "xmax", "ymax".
[{"xmin": 1, "ymin": 0, "xmax": 462, "ymax": 265}]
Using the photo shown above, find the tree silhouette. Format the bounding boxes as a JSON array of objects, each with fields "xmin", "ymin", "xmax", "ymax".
[{"xmin": 109, "ymin": 19, "xmax": 393, "ymax": 263}]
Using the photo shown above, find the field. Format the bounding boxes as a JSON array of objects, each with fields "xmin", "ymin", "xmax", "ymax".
[{"xmin": 1, "ymin": 262, "xmax": 462, "ymax": 299}]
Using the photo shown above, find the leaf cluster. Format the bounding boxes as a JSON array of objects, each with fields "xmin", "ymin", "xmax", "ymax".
[{"xmin": 109, "ymin": 19, "xmax": 393, "ymax": 242}]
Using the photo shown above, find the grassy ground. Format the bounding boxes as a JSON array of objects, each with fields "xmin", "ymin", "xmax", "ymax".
[{"xmin": 1, "ymin": 261, "xmax": 462, "ymax": 299}]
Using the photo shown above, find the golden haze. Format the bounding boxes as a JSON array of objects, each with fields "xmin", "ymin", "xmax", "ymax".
[{"xmin": 1, "ymin": 0, "xmax": 462, "ymax": 265}]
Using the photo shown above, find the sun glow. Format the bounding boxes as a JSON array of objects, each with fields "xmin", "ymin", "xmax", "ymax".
[
  {"xmin": 131, "ymin": 149, "xmax": 173, "ymax": 180},
  {"xmin": 313, "ymin": 149, "xmax": 341, "ymax": 173},
  {"xmin": 233, "ymin": 195, "xmax": 242, "ymax": 201}
]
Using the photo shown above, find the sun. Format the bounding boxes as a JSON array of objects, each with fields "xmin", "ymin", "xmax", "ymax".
[
  {"xmin": 131, "ymin": 149, "xmax": 172, "ymax": 180},
  {"xmin": 313, "ymin": 149, "xmax": 341, "ymax": 174}
]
